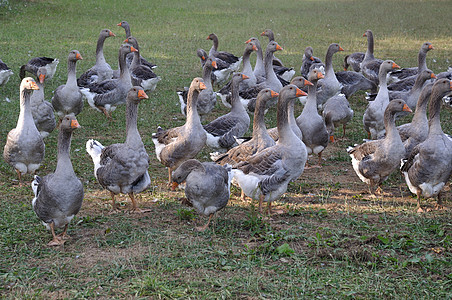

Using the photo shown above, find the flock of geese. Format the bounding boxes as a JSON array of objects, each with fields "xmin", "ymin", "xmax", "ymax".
[{"xmin": 1, "ymin": 23, "xmax": 451, "ymax": 245}]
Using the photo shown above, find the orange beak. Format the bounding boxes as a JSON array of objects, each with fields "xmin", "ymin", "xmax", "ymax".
[
  {"xmin": 429, "ymin": 44, "xmax": 434, "ymax": 50},
  {"xmin": 270, "ymin": 90, "xmax": 279, "ymax": 98},
  {"xmin": 252, "ymin": 44, "xmax": 258, "ymax": 51},
  {"xmin": 76, "ymin": 53, "xmax": 83, "ymax": 60},
  {"xmin": 199, "ymin": 82, "xmax": 207, "ymax": 90},
  {"xmin": 392, "ymin": 62, "xmax": 400, "ymax": 69},
  {"xmin": 295, "ymin": 87, "xmax": 307, "ymax": 97},
  {"xmin": 363, "ymin": 32, "xmax": 367, "ymax": 37},
  {"xmin": 304, "ymin": 79, "xmax": 313, "ymax": 86},
  {"xmin": 124, "ymin": 38, "xmax": 129, "ymax": 43},
  {"xmin": 276, "ymin": 44, "xmax": 283, "ymax": 51},
  {"xmin": 212, "ymin": 60, "xmax": 217, "ymax": 69},
  {"xmin": 317, "ymin": 72, "xmax": 325, "ymax": 79},
  {"xmin": 38, "ymin": 74, "xmax": 45, "ymax": 84},
  {"xmin": 329, "ymin": 135, "xmax": 335, "ymax": 143},
  {"xmin": 260, "ymin": 31, "xmax": 265, "ymax": 36},
  {"xmin": 344, "ymin": 67, "xmax": 348, "ymax": 71},
  {"xmin": 402, "ymin": 104, "xmax": 412, "ymax": 113},
  {"xmin": 309, "ymin": 56, "xmax": 314, "ymax": 61},
  {"xmin": 449, "ymin": 82, "xmax": 452, "ymax": 90},
  {"xmin": 201, "ymin": 55, "xmax": 205, "ymax": 60},
  {"xmin": 130, "ymin": 46, "xmax": 138, "ymax": 52},
  {"xmin": 431, "ymin": 73, "xmax": 436, "ymax": 79},
  {"xmin": 109, "ymin": 31, "xmax": 116, "ymax": 37},
  {"xmin": 206, "ymin": 35, "xmax": 210, "ymax": 40},
  {"xmin": 245, "ymin": 39, "xmax": 252, "ymax": 44},
  {"xmin": 138, "ymin": 89, "xmax": 149, "ymax": 99},
  {"xmin": 171, "ymin": 182, "xmax": 179, "ymax": 191},
  {"xmin": 242, "ymin": 74, "xmax": 250, "ymax": 80},
  {"xmin": 117, "ymin": 22, "xmax": 122, "ymax": 26},
  {"xmin": 338, "ymin": 46, "xmax": 344, "ymax": 51},
  {"xmin": 70, "ymin": 119, "xmax": 81, "ymax": 129},
  {"xmin": 30, "ymin": 81, "xmax": 39, "ymax": 90}
]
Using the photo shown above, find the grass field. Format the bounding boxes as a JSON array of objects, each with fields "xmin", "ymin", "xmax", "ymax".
[{"xmin": 1, "ymin": 0, "xmax": 451, "ymax": 298}]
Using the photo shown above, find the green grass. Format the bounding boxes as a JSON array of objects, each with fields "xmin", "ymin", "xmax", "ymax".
[{"xmin": 1, "ymin": 0, "xmax": 452, "ymax": 298}]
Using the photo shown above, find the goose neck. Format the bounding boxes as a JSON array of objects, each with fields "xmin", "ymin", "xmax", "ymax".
[
  {"xmin": 95, "ymin": 35, "xmax": 107, "ymax": 64},
  {"xmin": 277, "ymin": 97, "xmax": 296, "ymax": 143},
  {"xmin": 186, "ymin": 89, "xmax": 202, "ymax": 126},
  {"xmin": 119, "ymin": 49, "xmax": 131, "ymax": 79},
  {"xmin": 365, "ymin": 32, "xmax": 375, "ymax": 59},
  {"xmin": 66, "ymin": 59, "xmax": 78, "ymax": 87},
  {"xmin": 428, "ymin": 87, "xmax": 445, "ymax": 134},
  {"xmin": 55, "ymin": 129, "xmax": 75, "ymax": 175},
  {"xmin": 125, "ymin": 100, "xmax": 141, "ymax": 145},
  {"xmin": 17, "ymin": 88, "xmax": 34, "ymax": 129}
]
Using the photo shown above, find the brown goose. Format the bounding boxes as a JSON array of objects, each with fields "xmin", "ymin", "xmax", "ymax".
[
  {"xmin": 86, "ymin": 87, "xmax": 151, "ymax": 212},
  {"xmin": 172, "ymin": 159, "xmax": 232, "ymax": 231},
  {"xmin": 77, "ymin": 29, "xmax": 116, "ymax": 87},
  {"xmin": 32, "ymin": 115, "xmax": 83, "ymax": 246},
  {"xmin": 232, "ymin": 85, "xmax": 307, "ymax": 214},
  {"xmin": 51, "ymin": 50, "xmax": 84, "ymax": 120},
  {"xmin": 81, "ymin": 44, "xmax": 136, "ymax": 120},
  {"xmin": 204, "ymin": 73, "xmax": 250, "ymax": 152},
  {"xmin": 348, "ymin": 100, "xmax": 412, "ymax": 196},
  {"xmin": 3, "ymin": 78, "xmax": 44, "ymax": 185},
  {"xmin": 152, "ymin": 78, "xmax": 207, "ymax": 187},
  {"xmin": 363, "ymin": 60, "xmax": 400, "ymax": 139},
  {"xmin": 296, "ymin": 69, "xmax": 328, "ymax": 167},
  {"xmin": 401, "ymin": 79, "xmax": 452, "ymax": 212}
]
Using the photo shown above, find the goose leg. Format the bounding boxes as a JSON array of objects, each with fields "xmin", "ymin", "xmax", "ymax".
[
  {"xmin": 110, "ymin": 191, "xmax": 119, "ymax": 211},
  {"xmin": 129, "ymin": 192, "xmax": 151, "ymax": 213},
  {"xmin": 258, "ymin": 194, "xmax": 264, "ymax": 213},
  {"xmin": 317, "ymin": 152, "xmax": 323, "ymax": 167},
  {"xmin": 56, "ymin": 224, "xmax": 70, "ymax": 240},
  {"xmin": 342, "ymin": 124, "xmax": 347, "ymax": 138},
  {"xmin": 16, "ymin": 169, "xmax": 23, "ymax": 186},
  {"xmin": 267, "ymin": 202, "xmax": 272, "ymax": 215},
  {"xmin": 98, "ymin": 106, "xmax": 113, "ymax": 121},
  {"xmin": 168, "ymin": 168, "xmax": 175, "ymax": 190},
  {"xmin": 47, "ymin": 222, "xmax": 65, "ymax": 246},
  {"xmin": 241, "ymin": 190, "xmax": 246, "ymax": 201},
  {"xmin": 196, "ymin": 214, "xmax": 213, "ymax": 232},
  {"xmin": 434, "ymin": 192, "xmax": 446, "ymax": 210},
  {"xmin": 416, "ymin": 190, "xmax": 424, "ymax": 213}
]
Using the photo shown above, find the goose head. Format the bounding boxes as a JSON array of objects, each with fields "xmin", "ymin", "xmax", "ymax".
[
  {"xmin": 20, "ymin": 77, "xmax": 39, "ymax": 92},
  {"xmin": 290, "ymin": 76, "xmax": 313, "ymax": 89},
  {"xmin": 190, "ymin": 77, "xmax": 207, "ymax": 92},
  {"xmin": 37, "ymin": 67, "xmax": 47, "ymax": 84},
  {"xmin": 128, "ymin": 86, "xmax": 148, "ymax": 104},
  {"xmin": 197, "ymin": 48, "xmax": 208, "ymax": 62},
  {"xmin": 101, "ymin": 29, "xmax": 116, "ymax": 38},
  {"xmin": 421, "ymin": 42, "xmax": 434, "ymax": 52},
  {"xmin": 304, "ymin": 46, "xmax": 314, "ymax": 61},
  {"xmin": 68, "ymin": 50, "xmax": 83, "ymax": 62},
  {"xmin": 60, "ymin": 115, "xmax": 81, "ymax": 132},
  {"xmin": 267, "ymin": 41, "xmax": 283, "ymax": 53},
  {"xmin": 307, "ymin": 68, "xmax": 324, "ymax": 83},
  {"xmin": 380, "ymin": 60, "xmax": 400, "ymax": 74}
]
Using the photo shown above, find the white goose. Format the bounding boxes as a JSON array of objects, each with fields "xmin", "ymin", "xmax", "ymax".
[{"xmin": 3, "ymin": 78, "xmax": 44, "ymax": 185}]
